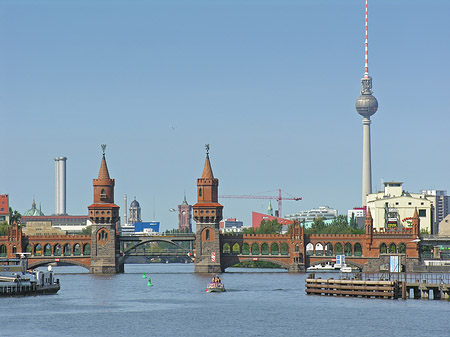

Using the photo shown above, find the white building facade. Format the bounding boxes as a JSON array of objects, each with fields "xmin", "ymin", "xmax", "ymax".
[
  {"xmin": 285, "ymin": 206, "xmax": 338, "ymax": 223},
  {"xmin": 366, "ymin": 182, "xmax": 434, "ymax": 233}
]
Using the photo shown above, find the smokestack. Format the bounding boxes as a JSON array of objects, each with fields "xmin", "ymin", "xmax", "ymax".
[
  {"xmin": 124, "ymin": 194, "xmax": 128, "ymax": 225},
  {"xmin": 54, "ymin": 157, "xmax": 67, "ymax": 215}
]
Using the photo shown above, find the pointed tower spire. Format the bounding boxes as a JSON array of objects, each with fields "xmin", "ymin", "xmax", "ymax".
[
  {"xmin": 98, "ymin": 144, "xmax": 111, "ymax": 180},
  {"xmin": 268, "ymin": 201, "xmax": 273, "ymax": 216},
  {"xmin": 202, "ymin": 144, "xmax": 214, "ymax": 179},
  {"xmin": 92, "ymin": 144, "xmax": 115, "ymax": 204},
  {"xmin": 182, "ymin": 191, "xmax": 188, "ymax": 205}
]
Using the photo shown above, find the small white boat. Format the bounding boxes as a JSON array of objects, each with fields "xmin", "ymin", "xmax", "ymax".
[
  {"xmin": 307, "ymin": 262, "xmax": 339, "ymax": 272},
  {"xmin": 206, "ymin": 282, "xmax": 226, "ymax": 293},
  {"xmin": 340, "ymin": 265, "xmax": 353, "ymax": 273}
]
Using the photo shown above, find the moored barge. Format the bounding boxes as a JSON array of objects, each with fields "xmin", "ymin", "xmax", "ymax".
[{"xmin": 0, "ymin": 257, "xmax": 60, "ymax": 296}]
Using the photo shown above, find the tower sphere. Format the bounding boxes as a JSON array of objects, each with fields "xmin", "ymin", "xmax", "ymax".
[{"xmin": 355, "ymin": 94, "xmax": 378, "ymax": 118}]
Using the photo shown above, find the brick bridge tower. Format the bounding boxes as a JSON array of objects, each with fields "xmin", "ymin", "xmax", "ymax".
[
  {"xmin": 193, "ymin": 145, "xmax": 223, "ymax": 273},
  {"xmin": 88, "ymin": 145, "xmax": 122, "ymax": 274}
]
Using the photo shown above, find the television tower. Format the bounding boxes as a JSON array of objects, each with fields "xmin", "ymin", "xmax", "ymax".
[{"xmin": 355, "ymin": 0, "xmax": 378, "ymax": 206}]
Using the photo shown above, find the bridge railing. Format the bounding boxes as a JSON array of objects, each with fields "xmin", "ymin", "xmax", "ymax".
[
  {"xmin": 124, "ymin": 249, "xmax": 192, "ymax": 256},
  {"xmin": 119, "ymin": 233, "xmax": 195, "ymax": 238}
]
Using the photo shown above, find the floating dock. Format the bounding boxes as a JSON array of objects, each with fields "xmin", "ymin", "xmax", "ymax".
[
  {"xmin": 305, "ymin": 273, "xmax": 450, "ymax": 300},
  {"xmin": 306, "ymin": 274, "xmax": 399, "ymax": 299}
]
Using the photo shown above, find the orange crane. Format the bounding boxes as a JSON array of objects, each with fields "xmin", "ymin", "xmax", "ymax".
[{"xmin": 219, "ymin": 189, "xmax": 302, "ymax": 218}]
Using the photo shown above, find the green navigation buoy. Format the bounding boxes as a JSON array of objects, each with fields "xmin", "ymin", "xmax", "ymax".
[
  {"xmin": 147, "ymin": 278, "xmax": 153, "ymax": 287},
  {"xmin": 142, "ymin": 273, "xmax": 147, "ymax": 279}
]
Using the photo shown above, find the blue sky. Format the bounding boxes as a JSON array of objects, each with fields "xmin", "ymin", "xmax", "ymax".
[{"xmin": 1, "ymin": 0, "xmax": 449, "ymax": 230}]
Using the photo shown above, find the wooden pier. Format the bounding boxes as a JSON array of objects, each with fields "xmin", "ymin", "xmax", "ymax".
[
  {"xmin": 305, "ymin": 273, "xmax": 450, "ymax": 300},
  {"xmin": 306, "ymin": 274, "xmax": 400, "ymax": 299}
]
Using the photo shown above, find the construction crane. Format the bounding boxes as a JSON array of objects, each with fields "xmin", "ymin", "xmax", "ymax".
[{"xmin": 219, "ymin": 189, "xmax": 302, "ymax": 218}]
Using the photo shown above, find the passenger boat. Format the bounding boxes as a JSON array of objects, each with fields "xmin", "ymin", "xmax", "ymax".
[
  {"xmin": 206, "ymin": 282, "xmax": 226, "ymax": 293},
  {"xmin": 306, "ymin": 262, "xmax": 340, "ymax": 272},
  {"xmin": 0, "ymin": 256, "xmax": 60, "ymax": 296}
]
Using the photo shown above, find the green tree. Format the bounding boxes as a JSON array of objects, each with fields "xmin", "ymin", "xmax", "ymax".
[
  {"xmin": 257, "ymin": 219, "xmax": 282, "ymax": 234},
  {"xmin": 81, "ymin": 226, "xmax": 92, "ymax": 235},
  {"xmin": 0, "ymin": 220, "xmax": 8, "ymax": 235},
  {"xmin": 242, "ymin": 219, "xmax": 282, "ymax": 235},
  {"xmin": 9, "ymin": 207, "xmax": 21, "ymax": 225},
  {"xmin": 305, "ymin": 215, "xmax": 364, "ymax": 235}
]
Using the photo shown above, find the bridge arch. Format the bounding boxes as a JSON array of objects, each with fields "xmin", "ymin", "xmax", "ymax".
[
  {"xmin": 28, "ymin": 259, "xmax": 90, "ymax": 270},
  {"xmin": 123, "ymin": 238, "xmax": 190, "ymax": 255}
]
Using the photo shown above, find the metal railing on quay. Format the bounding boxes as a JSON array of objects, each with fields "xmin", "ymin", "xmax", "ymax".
[{"xmin": 357, "ymin": 272, "xmax": 450, "ymax": 284}]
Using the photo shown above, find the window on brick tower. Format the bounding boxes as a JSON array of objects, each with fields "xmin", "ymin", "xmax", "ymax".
[
  {"xmin": 199, "ymin": 188, "xmax": 202, "ymax": 197},
  {"xmin": 100, "ymin": 189, "xmax": 107, "ymax": 200}
]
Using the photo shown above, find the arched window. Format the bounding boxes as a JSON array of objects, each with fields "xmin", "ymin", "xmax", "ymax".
[
  {"xmin": 306, "ymin": 243, "xmax": 314, "ymax": 256},
  {"xmin": 261, "ymin": 243, "xmax": 269, "ymax": 255},
  {"xmin": 44, "ymin": 244, "xmax": 52, "ymax": 256},
  {"xmin": 232, "ymin": 243, "xmax": 240, "ymax": 255},
  {"xmin": 64, "ymin": 244, "xmax": 71, "ymax": 256},
  {"xmin": 334, "ymin": 243, "xmax": 343, "ymax": 255},
  {"xmin": 12, "ymin": 246, "xmax": 17, "ymax": 254},
  {"xmin": 295, "ymin": 244, "xmax": 299, "ymax": 252},
  {"xmin": 354, "ymin": 243, "xmax": 362, "ymax": 256},
  {"xmin": 271, "ymin": 243, "xmax": 279, "ymax": 255},
  {"xmin": 398, "ymin": 243, "xmax": 406, "ymax": 254},
  {"xmin": 315, "ymin": 243, "xmax": 324, "ymax": 256},
  {"xmin": 54, "ymin": 244, "xmax": 61, "ymax": 256},
  {"xmin": 325, "ymin": 243, "xmax": 333, "ymax": 256},
  {"xmin": 34, "ymin": 244, "xmax": 42, "ymax": 256},
  {"xmin": 242, "ymin": 243, "xmax": 250, "ymax": 255},
  {"xmin": 280, "ymin": 243, "xmax": 289, "ymax": 255},
  {"xmin": 380, "ymin": 243, "xmax": 387, "ymax": 254},
  {"xmin": 199, "ymin": 188, "xmax": 202, "ymax": 197},
  {"xmin": 222, "ymin": 243, "xmax": 230, "ymax": 254},
  {"xmin": 205, "ymin": 229, "xmax": 210, "ymax": 241},
  {"xmin": 73, "ymin": 244, "xmax": 81, "ymax": 256},
  {"xmin": 344, "ymin": 243, "xmax": 352, "ymax": 256},
  {"xmin": 100, "ymin": 188, "xmax": 107, "ymax": 200},
  {"xmin": 83, "ymin": 244, "xmax": 91, "ymax": 256},
  {"xmin": 389, "ymin": 243, "xmax": 397, "ymax": 254},
  {"xmin": 0, "ymin": 245, "xmax": 7, "ymax": 257},
  {"xmin": 251, "ymin": 243, "xmax": 259, "ymax": 255}
]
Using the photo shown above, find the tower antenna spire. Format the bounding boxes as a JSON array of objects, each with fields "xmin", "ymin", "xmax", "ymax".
[{"xmin": 364, "ymin": 0, "xmax": 369, "ymax": 78}]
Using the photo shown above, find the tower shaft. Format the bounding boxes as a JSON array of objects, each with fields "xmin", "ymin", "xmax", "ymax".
[{"xmin": 362, "ymin": 118, "xmax": 372, "ymax": 206}]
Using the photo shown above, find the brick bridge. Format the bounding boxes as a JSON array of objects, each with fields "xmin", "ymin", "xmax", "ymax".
[
  {"xmin": 0, "ymin": 212, "xmax": 421, "ymax": 273},
  {"xmin": 0, "ymin": 223, "xmax": 196, "ymax": 271},
  {"xmin": 218, "ymin": 211, "xmax": 421, "ymax": 272},
  {"xmin": 0, "ymin": 148, "xmax": 423, "ymax": 274}
]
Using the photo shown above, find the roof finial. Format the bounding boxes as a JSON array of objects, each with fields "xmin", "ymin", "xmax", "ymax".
[
  {"xmin": 101, "ymin": 144, "xmax": 106, "ymax": 156},
  {"xmin": 205, "ymin": 144, "xmax": 210, "ymax": 155}
]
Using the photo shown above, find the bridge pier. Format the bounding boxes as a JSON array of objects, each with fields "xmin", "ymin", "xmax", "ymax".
[{"xmin": 288, "ymin": 263, "xmax": 306, "ymax": 273}]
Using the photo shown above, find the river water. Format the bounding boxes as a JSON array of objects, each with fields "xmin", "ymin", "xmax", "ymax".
[{"xmin": 1, "ymin": 264, "xmax": 449, "ymax": 337}]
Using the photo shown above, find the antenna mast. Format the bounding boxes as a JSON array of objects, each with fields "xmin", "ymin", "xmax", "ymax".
[{"xmin": 364, "ymin": 0, "xmax": 369, "ymax": 78}]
